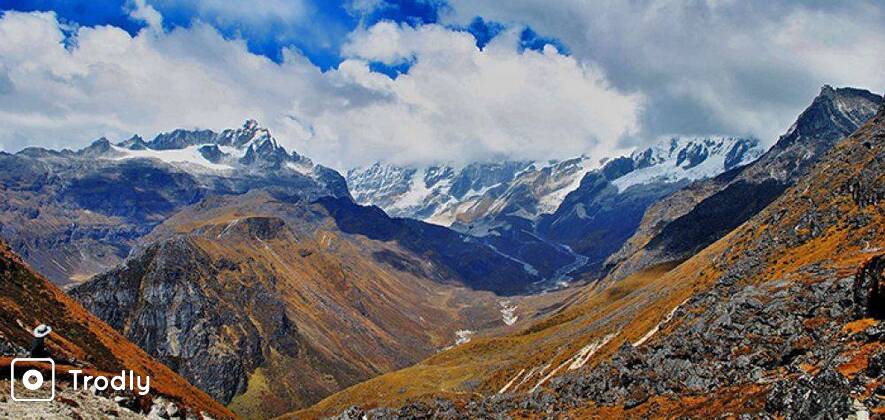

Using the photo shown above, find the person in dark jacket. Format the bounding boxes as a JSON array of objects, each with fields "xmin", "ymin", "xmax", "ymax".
[{"xmin": 29, "ymin": 324, "xmax": 51, "ymax": 358}]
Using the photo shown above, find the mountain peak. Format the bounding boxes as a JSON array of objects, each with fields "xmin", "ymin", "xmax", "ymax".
[
  {"xmin": 76, "ymin": 137, "xmax": 115, "ymax": 157},
  {"xmin": 243, "ymin": 118, "xmax": 260, "ymax": 131},
  {"xmin": 776, "ymin": 85, "xmax": 881, "ymax": 153},
  {"xmin": 116, "ymin": 134, "xmax": 147, "ymax": 150}
]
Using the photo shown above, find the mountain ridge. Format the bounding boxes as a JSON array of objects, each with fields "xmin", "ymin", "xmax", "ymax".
[
  {"xmin": 348, "ymin": 135, "xmax": 762, "ymax": 229},
  {"xmin": 71, "ymin": 189, "xmax": 551, "ymax": 417}
]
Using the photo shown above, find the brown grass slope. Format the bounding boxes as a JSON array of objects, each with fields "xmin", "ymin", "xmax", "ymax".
[
  {"xmin": 294, "ymin": 104, "xmax": 884, "ymax": 418},
  {"xmin": 0, "ymin": 239, "xmax": 233, "ymax": 418}
]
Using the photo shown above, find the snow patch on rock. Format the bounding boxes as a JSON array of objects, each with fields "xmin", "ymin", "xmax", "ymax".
[{"xmin": 499, "ymin": 301, "xmax": 519, "ymax": 326}]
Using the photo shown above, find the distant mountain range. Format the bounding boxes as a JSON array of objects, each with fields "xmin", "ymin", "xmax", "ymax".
[
  {"xmin": 349, "ymin": 135, "xmax": 765, "ymax": 285},
  {"xmin": 348, "ymin": 136, "xmax": 762, "ymax": 228},
  {"xmin": 349, "ymin": 86, "xmax": 882, "ymax": 284},
  {"xmin": 348, "ymin": 157, "xmax": 595, "ymax": 226}
]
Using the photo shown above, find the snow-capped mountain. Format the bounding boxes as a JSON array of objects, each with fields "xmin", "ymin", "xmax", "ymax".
[
  {"xmin": 348, "ymin": 157, "xmax": 597, "ymax": 226},
  {"xmin": 347, "ymin": 136, "xmax": 763, "ymax": 288},
  {"xmin": 537, "ymin": 135, "xmax": 762, "ymax": 275},
  {"xmin": 112, "ymin": 119, "xmax": 315, "ymax": 175},
  {"xmin": 0, "ymin": 120, "xmax": 350, "ymax": 285},
  {"xmin": 609, "ymin": 135, "xmax": 763, "ymax": 191},
  {"xmin": 604, "ymin": 85, "xmax": 884, "ymax": 283},
  {"xmin": 348, "ymin": 136, "xmax": 761, "ymax": 228}
]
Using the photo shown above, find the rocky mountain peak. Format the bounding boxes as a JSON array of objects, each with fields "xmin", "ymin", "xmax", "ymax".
[
  {"xmin": 780, "ymin": 86, "xmax": 881, "ymax": 146},
  {"xmin": 76, "ymin": 137, "xmax": 116, "ymax": 157},
  {"xmin": 116, "ymin": 134, "xmax": 148, "ymax": 150},
  {"xmin": 608, "ymin": 135, "xmax": 762, "ymax": 192},
  {"xmin": 243, "ymin": 118, "xmax": 260, "ymax": 131},
  {"xmin": 224, "ymin": 119, "xmax": 275, "ymax": 148},
  {"xmin": 751, "ymin": 85, "xmax": 881, "ymax": 182},
  {"xmin": 69, "ymin": 119, "xmax": 316, "ymax": 173}
]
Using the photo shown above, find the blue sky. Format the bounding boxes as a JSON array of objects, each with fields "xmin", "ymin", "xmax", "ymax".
[
  {"xmin": 2, "ymin": 0, "xmax": 561, "ymax": 73},
  {"xmin": 0, "ymin": 0, "xmax": 882, "ymax": 168}
]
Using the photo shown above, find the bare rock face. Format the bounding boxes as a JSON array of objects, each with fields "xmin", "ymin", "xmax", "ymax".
[
  {"xmin": 72, "ymin": 234, "xmax": 290, "ymax": 404},
  {"xmin": 854, "ymin": 255, "xmax": 884, "ymax": 319},
  {"xmin": 0, "ymin": 240, "xmax": 233, "ymax": 418}
]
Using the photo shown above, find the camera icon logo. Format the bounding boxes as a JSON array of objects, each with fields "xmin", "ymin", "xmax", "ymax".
[{"xmin": 10, "ymin": 358, "xmax": 55, "ymax": 402}]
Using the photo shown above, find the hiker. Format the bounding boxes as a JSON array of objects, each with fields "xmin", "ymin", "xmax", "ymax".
[{"xmin": 30, "ymin": 324, "xmax": 52, "ymax": 358}]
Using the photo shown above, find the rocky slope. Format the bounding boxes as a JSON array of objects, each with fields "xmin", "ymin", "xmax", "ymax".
[
  {"xmin": 0, "ymin": 239, "xmax": 232, "ymax": 418},
  {"xmin": 296, "ymin": 97, "xmax": 884, "ymax": 419},
  {"xmin": 0, "ymin": 120, "xmax": 349, "ymax": 285},
  {"xmin": 71, "ymin": 190, "xmax": 545, "ymax": 418},
  {"xmin": 606, "ymin": 85, "xmax": 883, "ymax": 282}
]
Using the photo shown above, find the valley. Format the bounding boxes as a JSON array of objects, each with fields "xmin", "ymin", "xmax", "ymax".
[
  {"xmin": 1, "ymin": 2, "xmax": 883, "ymax": 419},
  {"xmin": 0, "ymin": 85, "xmax": 881, "ymax": 420},
  {"xmin": 295, "ymin": 87, "xmax": 885, "ymax": 419}
]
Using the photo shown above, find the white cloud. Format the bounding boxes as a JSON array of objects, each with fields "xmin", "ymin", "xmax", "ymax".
[
  {"xmin": 7, "ymin": 2, "xmax": 876, "ymax": 170},
  {"xmin": 128, "ymin": 0, "xmax": 163, "ymax": 31},
  {"xmin": 0, "ymin": 11, "xmax": 642, "ymax": 169},
  {"xmin": 445, "ymin": 0, "xmax": 885, "ymax": 146},
  {"xmin": 0, "ymin": 11, "xmax": 323, "ymax": 155},
  {"xmin": 325, "ymin": 22, "xmax": 642, "ymax": 165}
]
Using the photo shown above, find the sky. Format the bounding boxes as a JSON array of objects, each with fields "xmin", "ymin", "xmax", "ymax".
[{"xmin": 0, "ymin": 0, "xmax": 882, "ymax": 169}]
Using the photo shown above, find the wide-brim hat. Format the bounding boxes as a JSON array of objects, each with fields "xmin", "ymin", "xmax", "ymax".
[{"xmin": 33, "ymin": 324, "xmax": 52, "ymax": 338}]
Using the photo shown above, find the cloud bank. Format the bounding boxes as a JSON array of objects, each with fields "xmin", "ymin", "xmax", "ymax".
[
  {"xmin": 0, "ymin": 10, "xmax": 641, "ymax": 168},
  {"xmin": 446, "ymin": 0, "xmax": 885, "ymax": 147},
  {"xmin": 0, "ymin": 0, "xmax": 883, "ymax": 169}
]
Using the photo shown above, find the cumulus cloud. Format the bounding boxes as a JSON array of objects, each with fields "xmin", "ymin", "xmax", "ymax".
[
  {"xmin": 127, "ymin": 0, "xmax": 163, "ymax": 30},
  {"xmin": 4, "ymin": 1, "xmax": 879, "ymax": 169},
  {"xmin": 0, "ymin": 10, "xmax": 642, "ymax": 168},
  {"xmin": 322, "ymin": 22, "xmax": 642, "ymax": 165},
  {"xmin": 446, "ymin": 0, "xmax": 885, "ymax": 146},
  {"xmin": 0, "ymin": 11, "xmax": 324, "ymax": 154}
]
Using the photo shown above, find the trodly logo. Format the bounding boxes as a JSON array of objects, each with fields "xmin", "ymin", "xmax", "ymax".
[
  {"xmin": 68, "ymin": 369, "xmax": 151, "ymax": 396},
  {"xmin": 9, "ymin": 358, "xmax": 152, "ymax": 402},
  {"xmin": 10, "ymin": 358, "xmax": 55, "ymax": 402}
]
